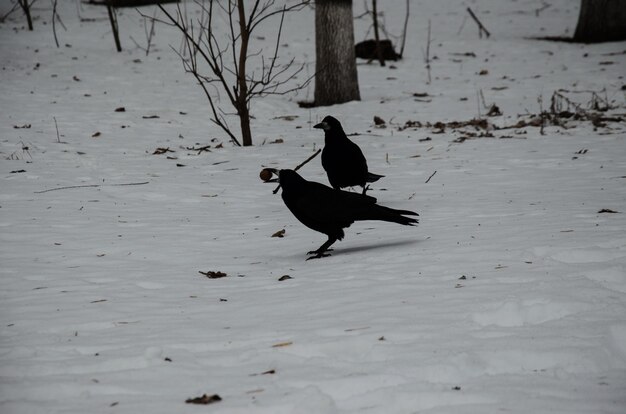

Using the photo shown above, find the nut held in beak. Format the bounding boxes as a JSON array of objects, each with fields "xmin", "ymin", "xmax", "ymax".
[{"xmin": 259, "ymin": 168, "xmax": 274, "ymax": 182}]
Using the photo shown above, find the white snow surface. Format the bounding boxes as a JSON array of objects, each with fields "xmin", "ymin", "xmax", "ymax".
[{"xmin": 1, "ymin": 1, "xmax": 625, "ymax": 413}]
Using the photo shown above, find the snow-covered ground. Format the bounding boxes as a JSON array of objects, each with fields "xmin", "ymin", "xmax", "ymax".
[{"xmin": 1, "ymin": 1, "xmax": 625, "ymax": 413}]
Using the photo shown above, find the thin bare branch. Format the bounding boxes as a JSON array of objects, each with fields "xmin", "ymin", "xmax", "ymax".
[
  {"xmin": 155, "ymin": 3, "xmax": 237, "ymax": 106},
  {"xmin": 0, "ymin": 1, "xmax": 21, "ymax": 23},
  {"xmin": 400, "ymin": 0, "xmax": 409, "ymax": 57},
  {"xmin": 249, "ymin": 0, "xmax": 309, "ymax": 33},
  {"xmin": 466, "ymin": 7, "xmax": 491, "ymax": 38},
  {"xmin": 51, "ymin": 0, "xmax": 60, "ymax": 47}
]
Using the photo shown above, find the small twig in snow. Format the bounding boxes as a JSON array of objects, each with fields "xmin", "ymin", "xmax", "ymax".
[
  {"xmin": 425, "ymin": 170, "xmax": 437, "ymax": 184},
  {"xmin": 538, "ymin": 95, "xmax": 547, "ymax": 135},
  {"xmin": 51, "ymin": 0, "xmax": 60, "ymax": 47},
  {"xmin": 421, "ymin": 19, "xmax": 432, "ymax": 84},
  {"xmin": 35, "ymin": 181, "xmax": 149, "ymax": 194},
  {"xmin": 466, "ymin": 7, "xmax": 490, "ymax": 38},
  {"xmin": 535, "ymin": 1, "xmax": 551, "ymax": 17},
  {"xmin": 53, "ymin": 116, "xmax": 64, "ymax": 143}
]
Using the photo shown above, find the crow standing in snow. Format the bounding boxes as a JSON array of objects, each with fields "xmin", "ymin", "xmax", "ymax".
[
  {"xmin": 314, "ymin": 115, "xmax": 384, "ymax": 194},
  {"xmin": 266, "ymin": 169, "xmax": 418, "ymax": 259}
]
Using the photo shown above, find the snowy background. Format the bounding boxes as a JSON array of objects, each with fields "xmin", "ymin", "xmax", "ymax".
[{"xmin": 1, "ymin": 0, "xmax": 625, "ymax": 413}]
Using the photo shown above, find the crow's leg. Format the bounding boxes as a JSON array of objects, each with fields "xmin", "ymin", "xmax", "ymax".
[
  {"xmin": 362, "ymin": 185, "xmax": 371, "ymax": 195},
  {"xmin": 306, "ymin": 236, "xmax": 337, "ymax": 260}
]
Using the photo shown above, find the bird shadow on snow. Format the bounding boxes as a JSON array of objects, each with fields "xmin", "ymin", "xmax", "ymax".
[{"xmin": 293, "ymin": 238, "xmax": 421, "ymax": 260}]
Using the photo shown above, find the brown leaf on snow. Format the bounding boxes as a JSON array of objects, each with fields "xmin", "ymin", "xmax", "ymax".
[
  {"xmin": 199, "ymin": 271, "xmax": 228, "ymax": 279},
  {"xmin": 271, "ymin": 229, "xmax": 286, "ymax": 238},
  {"xmin": 185, "ymin": 394, "xmax": 222, "ymax": 405},
  {"xmin": 278, "ymin": 275, "xmax": 293, "ymax": 281},
  {"xmin": 153, "ymin": 147, "xmax": 174, "ymax": 155},
  {"xmin": 272, "ymin": 341, "xmax": 293, "ymax": 348}
]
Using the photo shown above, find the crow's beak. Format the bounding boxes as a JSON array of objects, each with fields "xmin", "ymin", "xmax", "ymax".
[{"xmin": 313, "ymin": 121, "xmax": 330, "ymax": 130}]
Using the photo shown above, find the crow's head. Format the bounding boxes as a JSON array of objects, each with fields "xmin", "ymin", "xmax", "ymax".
[
  {"xmin": 277, "ymin": 169, "xmax": 307, "ymax": 187},
  {"xmin": 313, "ymin": 115, "xmax": 342, "ymax": 132}
]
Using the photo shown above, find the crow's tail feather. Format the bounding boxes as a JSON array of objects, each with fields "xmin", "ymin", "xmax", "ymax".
[
  {"xmin": 360, "ymin": 205, "xmax": 419, "ymax": 226},
  {"xmin": 393, "ymin": 209, "xmax": 419, "ymax": 217}
]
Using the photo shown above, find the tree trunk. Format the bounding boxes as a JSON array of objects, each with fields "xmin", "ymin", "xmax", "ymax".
[
  {"xmin": 314, "ymin": 0, "xmax": 360, "ymax": 106},
  {"xmin": 106, "ymin": 3, "xmax": 122, "ymax": 52},
  {"xmin": 237, "ymin": 0, "xmax": 253, "ymax": 146},
  {"xmin": 238, "ymin": 103, "xmax": 252, "ymax": 147},
  {"xmin": 573, "ymin": 0, "xmax": 626, "ymax": 43}
]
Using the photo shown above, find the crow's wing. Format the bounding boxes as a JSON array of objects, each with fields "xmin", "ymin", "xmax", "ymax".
[
  {"xmin": 284, "ymin": 182, "xmax": 377, "ymax": 237},
  {"xmin": 322, "ymin": 139, "xmax": 370, "ymax": 188}
]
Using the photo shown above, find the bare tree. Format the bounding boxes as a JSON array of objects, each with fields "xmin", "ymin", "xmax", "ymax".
[
  {"xmin": 155, "ymin": 1, "xmax": 311, "ymax": 146},
  {"xmin": 18, "ymin": 0, "xmax": 35, "ymax": 30},
  {"xmin": 314, "ymin": 0, "xmax": 360, "ymax": 106},
  {"xmin": 574, "ymin": 0, "xmax": 626, "ymax": 43}
]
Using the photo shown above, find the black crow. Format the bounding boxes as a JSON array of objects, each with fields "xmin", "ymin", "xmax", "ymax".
[
  {"xmin": 314, "ymin": 115, "xmax": 384, "ymax": 194},
  {"xmin": 267, "ymin": 169, "xmax": 418, "ymax": 259}
]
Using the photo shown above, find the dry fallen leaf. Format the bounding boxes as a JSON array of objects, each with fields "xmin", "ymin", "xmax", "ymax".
[
  {"xmin": 199, "ymin": 271, "xmax": 227, "ymax": 279},
  {"xmin": 272, "ymin": 341, "xmax": 293, "ymax": 348},
  {"xmin": 185, "ymin": 394, "xmax": 221, "ymax": 405},
  {"xmin": 271, "ymin": 229, "xmax": 286, "ymax": 238},
  {"xmin": 153, "ymin": 147, "xmax": 174, "ymax": 155}
]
